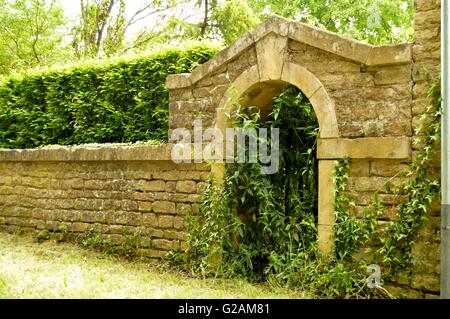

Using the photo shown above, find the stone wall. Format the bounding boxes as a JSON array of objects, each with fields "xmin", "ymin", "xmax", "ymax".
[
  {"xmin": 165, "ymin": 4, "xmax": 442, "ymax": 297},
  {"xmin": 0, "ymin": 0, "xmax": 443, "ymax": 298},
  {"xmin": 400, "ymin": 0, "xmax": 442, "ymax": 298},
  {"xmin": 0, "ymin": 145, "xmax": 209, "ymax": 259}
]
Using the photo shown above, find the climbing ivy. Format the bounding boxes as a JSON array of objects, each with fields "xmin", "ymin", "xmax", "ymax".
[
  {"xmin": 332, "ymin": 84, "xmax": 442, "ymax": 282},
  {"xmin": 375, "ymin": 85, "xmax": 441, "ymax": 276}
]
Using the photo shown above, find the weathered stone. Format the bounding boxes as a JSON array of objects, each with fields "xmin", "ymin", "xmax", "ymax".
[
  {"xmin": 158, "ymin": 215, "xmax": 174, "ymax": 229},
  {"xmin": 166, "ymin": 74, "xmax": 191, "ymax": 89},
  {"xmin": 318, "ymin": 160, "xmax": 335, "ymax": 256},
  {"xmin": 138, "ymin": 201, "xmax": 152, "ymax": 212},
  {"xmin": 165, "ymin": 181, "xmax": 177, "ymax": 193},
  {"xmin": 347, "ymin": 177, "xmax": 401, "ymax": 193},
  {"xmin": 370, "ymin": 160, "xmax": 409, "ymax": 177},
  {"xmin": 415, "ymin": 0, "xmax": 441, "ymax": 12},
  {"xmin": 317, "ymin": 137, "xmax": 411, "ymax": 159},
  {"xmin": 173, "ymin": 216, "xmax": 185, "ymax": 230},
  {"xmin": 196, "ymin": 182, "xmax": 207, "ymax": 193},
  {"xmin": 152, "ymin": 239, "xmax": 173, "ymax": 251},
  {"xmin": 412, "ymin": 273, "xmax": 440, "ymax": 292},
  {"xmin": 366, "ymin": 44, "xmax": 412, "ymax": 66},
  {"xmin": 176, "ymin": 203, "xmax": 192, "ymax": 215},
  {"xmin": 288, "ymin": 21, "xmax": 373, "ymax": 64},
  {"xmin": 163, "ymin": 230, "xmax": 186, "ymax": 240},
  {"xmin": 176, "ymin": 181, "xmax": 197, "ymax": 193},
  {"xmin": 142, "ymin": 214, "xmax": 158, "ymax": 227},
  {"xmin": 375, "ymin": 65, "xmax": 412, "ymax": 85},
  {"xmin": 143, "ymin": 180, "xmax": 166, "ymax": 192},
  {"xmin": 152, "ymin": 201, "xmax": 176, "ymax": 214},
  {"xmin": 415, "ymin": 9, "xmax": 441, "ymax": 28},
  {"xmin": 71, "ymin": 222, "xmax": 91, "ymax": 233},
  {"xmin": 256, "ymin": 33, "xmax": 287, "ymax": 81}
]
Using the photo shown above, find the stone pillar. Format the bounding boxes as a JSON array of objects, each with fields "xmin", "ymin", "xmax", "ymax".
[{"xmin": 318, "ymin": 160, "xmax": 336, "ymax": 256}]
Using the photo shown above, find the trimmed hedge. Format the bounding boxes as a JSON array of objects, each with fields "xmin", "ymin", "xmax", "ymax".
[{"xmin": 0, "ymin": 43, "xmax": 221, "ymax": 149}]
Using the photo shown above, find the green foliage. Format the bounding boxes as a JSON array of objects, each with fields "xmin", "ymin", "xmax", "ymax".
[
  {"xmin": 78, "ymin": 226, "xmax": 145, "ymax": 259},
  {"xmin": 79, "ymin": 227, "xmax": 104, "ymax": 249},
  {"xmin": 36, "ymin": 229, "xmax": 50, "ymax": 243},
  {"xmin": 214, "ymin": 0, "xmax": 260, "ymax": 44},
  {"xmin": 0, "ymin": 43, "xmax": 220, "ymax": 148},
  {"xmin": 0, "ymin": 0, "xmax": 67, "ymax": 75},
  {"xmin": 72, "ymin": 0, "xmax": 127, "ymax": 58},
  {"xmin": 248, "ymin": 0, "xmax": 414, "ymax": 45},
  {"xmin": 180, "ymin": 86, "xmax": 320, "ymax": 280}
]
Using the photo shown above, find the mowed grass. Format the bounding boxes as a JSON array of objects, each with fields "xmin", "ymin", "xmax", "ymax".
[{"xmin": 0, "ymin": 233, "xmax": 307, "ymax": 299}]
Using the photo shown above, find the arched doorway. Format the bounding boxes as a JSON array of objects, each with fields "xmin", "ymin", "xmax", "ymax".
[{"xmin": 214, "ymin": 64, "xmax": 339, "ymax": 255}]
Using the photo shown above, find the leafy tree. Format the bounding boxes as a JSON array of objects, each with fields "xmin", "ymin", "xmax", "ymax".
[
  {"xmin": 130, "ymin": 0, "xmax": 412, "ymax": 49},
  {"xmin": 214, "ymin": 0, "xmax": 259, "ymax": 44},
  {"xmin": 72, "ymin": 0, "xmax": 185, "ymax": 57},
  {"xmin": 248, "ymin": 0, "xmax": 414, "ymax": 44},
  {"xmin": 72, "ymin": 0, "xmax": 126, "ymax": 57},
  {"xmin": 134, "ymin": 0, "xmax": 259, "ymax": 47},
  {"xmin": 0, "ymin": 0, "xmax": 66, "ymax": 75}
]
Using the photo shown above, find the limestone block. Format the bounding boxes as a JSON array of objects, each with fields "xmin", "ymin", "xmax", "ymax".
[
  {"xmin": 415, "ymin": 9, "xmax": 441, "ymax": 28},
  {"xmin": 412, "ymin": 273, "xmax": 440, "ymax": 292},
  {"xmin": 166, "ymin": 74, "xmax": 191, "ymax": 90},
  {"xmin": 138, "ymin": 201, "xmax": 152, "ymax": 212},
  {"xmin": 143, "ymin": 180, "xmax": 166, "ymax": 192},
  {"xmin": 318, "ymin": 160, "xmax": 335, "ymax": 256},
  {"xmin": 309, "ymin": 87, "xmax": 339, "ymax": 138},
  {"xmin": 173, "ymin": 216, "xmax": 186, "ymax": 230},
  {"xmin": 152, "ymin": 239, "xmax": 173, "ymax": 251},
  {"xmin": 176, "ymin": 203, "xmax": 192, "ymax": 215},
  {"xmin": 375, "ymin": 65, "xmax": 412, "ymax": 86},
  {"xmin": 317, "ymin": 137, "xmax": 411, "ymax": 159},
  {"xmin": 288, "ymin": 21, "xmax": 372, "ymax": 64},
  {"xmin": 256, "ymin": 33, "xmax": 288, "ymax": 81},
  {"xmin": 414, "ymin": 0, "xmax": 441, "ymax": 12},
  {"xmin": 165, "ymin": 181, "xmax": 177, "ymax": 193},
  {"xmin": 176, "ymin": 181, "xmax": 197, "ymax": 194},
  {"xmin": 142, "ymin": 214, "xmax": 158, "ymax": 227},
  {"xmin": 281, "ymin": 62, "xmax": 322, "ymax": 99},
  {"xmin": 152, "ymin": 201, "xmax": 176, "ymax": 214},
  {"xmin": 366, "ymin": 44, "xmax": 412, "ymax": 66},
  {"xmin": 370, "ymin": 160, "xmax": 409, "ymax": 177},
  {"xmin": 158, "ymin": 215, "xmax": 174, "ymax": 229}
]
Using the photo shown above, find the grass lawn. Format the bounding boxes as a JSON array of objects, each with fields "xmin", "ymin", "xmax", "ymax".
[{"xmin": 0, "ymin": 233, "xmax": 307, "ymax": 299}]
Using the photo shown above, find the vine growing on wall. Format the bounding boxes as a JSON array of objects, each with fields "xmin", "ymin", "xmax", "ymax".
[
  {"xmin": 374, "ymin": 85, "xmax": 441, "ymax": 276},
  {"xmin": 332, "ymin": 84, "xmax": 442, "ymax": 282}
]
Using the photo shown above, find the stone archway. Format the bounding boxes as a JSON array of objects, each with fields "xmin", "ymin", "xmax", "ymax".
[
  {"xmin": 214, "ymin": 62, "xmax": 339, "ymax": 254},
  {"xmin": 166, "ymin": 14, "xmax": 413, "ymax": 257}
]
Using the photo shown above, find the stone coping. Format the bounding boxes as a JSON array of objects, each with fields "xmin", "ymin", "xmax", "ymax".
[
  {"xmin": 166, "ymin": 15, "xmax": 412, "ymax": 89},
  {"xmin": 0, "ymin": 137, "xmax": 411, "ymax": 162},
  {"xmin": 0, "ymin": 144, "xmax": 173, "ymax": 162}
]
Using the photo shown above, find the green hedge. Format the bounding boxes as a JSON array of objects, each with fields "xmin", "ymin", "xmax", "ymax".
[{"xmin": 0, "ymin": 43, "xmax": 220, "ymax": 149}]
